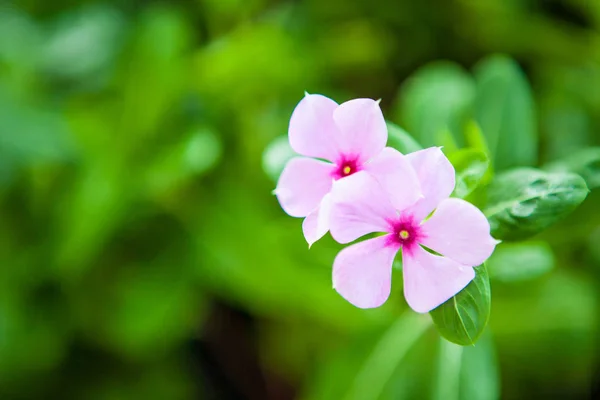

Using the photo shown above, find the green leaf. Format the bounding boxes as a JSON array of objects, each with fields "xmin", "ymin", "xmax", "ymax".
[
  {"xmin": 385, "ymin": 121, "xmax": 422, "ymax": 154},
  {"xmin": 464, "ymin": 120, "xmax": 491, "ymax": 156},
  {"xmin": 484, "ymin": 168, "xmax": 589, "ymax": 240},
  {"xmin": 449, "ymin": 149, "xmax": 490, "ymax": 199},
  {"xmin": 541, "ymin": 102, "xmax": 591, "ymax": 162},
  {"xmin": 262, "ymin": 136, "xmax": 295, "ymax": 182},
  {"xmin": 437, "ymin": 129, "xmax": 459, "ymax": 155},
  {"xmin": 464, "ymin": 120, "xmax": 494, "ymax": 180},
  {"xmin": 544, "ymin": 147, "xmax": 600, "ymax": 190},
  {"xmin": 487, "ymin": 241, "xmax": 555, "ymax": 283},
  {"xmin": 474, "ymin": 55, "xmax": 537, "ymax": 170},
  {"xmin": 430, "ymin": 265, "xmax": 491, "ymax": 346},
  {"xmin": 394, "ymin": 61, "xmax": 475, "ymax": 148},
  {"xmin": 474, "ymin": 55, "xmax": 538, "ymax": 170}
]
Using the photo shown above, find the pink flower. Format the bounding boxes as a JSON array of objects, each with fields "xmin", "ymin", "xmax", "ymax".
[
  {"xmin": 275, "ymin": 94, "xmax": 421, "ymax": 246},
  {"xmin": 328, "ymin": 147, "xmax": 498, "ymax": 312}
]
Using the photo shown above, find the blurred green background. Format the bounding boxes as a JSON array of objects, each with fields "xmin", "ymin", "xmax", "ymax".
[{"xmin": 1, "ymin": 0, "xmax": 600, "ymax": 399}]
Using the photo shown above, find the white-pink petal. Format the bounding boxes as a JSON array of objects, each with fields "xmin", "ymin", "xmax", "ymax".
[
  {"xmin": 405, "ymin": 147, "xmax": 455, "ymax": 221},
  {"xmin": 364, "ymin": 147, "xmax": 422, "ymax": 211},
  {"xmin": 302, "ymin": 193, "xmax": 332, "ymax": 247},
  {"xmin": 288, "ymin": 94, "xmax": 341, "ymax": 162},
  {"xmin": 332, "ymin": 98, "xmax": 387, "ymax": 163},
  {"xmin": 275, "ymin": 157, "xmax": 334, "ymax": 218},
  {"xmin": 329, "ymin": 172, "xmax": 397, "ymax": 244},
  {"xmin": 420, "ymin": 198, "xmax": 498, "ymax": 266},
  {"xmin": 333, "ymin": 235, "xmax": 400, "ymax": 309},
  {"xmin": 402, "ymin": 245, "xmax": 475, "ymax": 313}
]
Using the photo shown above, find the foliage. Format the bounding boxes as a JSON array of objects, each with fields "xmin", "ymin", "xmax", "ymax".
[
  {"xmin": 430, "ymin": 265, "xmax": 491, "ymax": 346},
  {"xmin": 1, "ymin": 0, "xmax": 600, "ymax": 399}
]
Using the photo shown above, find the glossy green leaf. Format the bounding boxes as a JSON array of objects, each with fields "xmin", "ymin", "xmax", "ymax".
[
  {"xmin": 449, "ymin": 149, "xmax": 490, "ymax": 199},
  {"xmin": 385, "ymin": 121, "xmax": 422, "ymax": 154},
  {"xmin": 430, "ymin": 265, "xmax": 491, "ymax": 346},
  {"xmin": 262, "ymin": 136, "xmax": 295, "ymax": 182},
  {"xmin": 395, "ymin": 61, "xmax": 475, "ymax": 148},
  {"xmin": 474, "ymin": 55, "xmax": 537, "ymax": 170},
  {"xmin": 487, "ymin": 241, "xmax": 555, "ymax": 283},
  {"xmin": 484, "ymin": 168, "xmax": 589, "ymax": 240},
  {"xmin": 544, "ymin": 147, "xmax": 600, "ymax": 190}
]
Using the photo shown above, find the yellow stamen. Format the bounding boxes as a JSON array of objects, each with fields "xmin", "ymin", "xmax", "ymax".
[
  {"xmin": 343, "ymin": 166, "xmax": 352, "ymax": 175},
  {"xmin": 399, "ymin": 230, "xmax": 409, "ymax": 240}
]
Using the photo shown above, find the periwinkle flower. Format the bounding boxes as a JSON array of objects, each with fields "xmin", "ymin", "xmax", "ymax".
[
  {"xmin": 275, "ymin": 94, "xmax": 421, "ymax": 246},
  {"xmin": 328, "ymin": 147, "xmax": 498, "ymax": 312}
]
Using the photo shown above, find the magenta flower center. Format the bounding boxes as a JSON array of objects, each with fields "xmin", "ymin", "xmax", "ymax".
[
  {"xmin": 388, "ymin": 214, "xmax": 424, "ymax": 255},
  {"xmin": 333, "ymin": 156, "xmax": 361, "ymax": 180}
]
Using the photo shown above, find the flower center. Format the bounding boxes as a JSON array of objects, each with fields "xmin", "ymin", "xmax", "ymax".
[
  {"xmin": 333, "ymin": 156, "xmax": 361, "ymax": 180},
  {"xmin": 389, "ymin": 214, "xmax": 424, "ymax": 255}
]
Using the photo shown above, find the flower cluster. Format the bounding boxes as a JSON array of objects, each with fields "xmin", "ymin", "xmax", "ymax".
[{"xmin": 275, "ymin": 94, "xmax": 498, "ymax": 313}]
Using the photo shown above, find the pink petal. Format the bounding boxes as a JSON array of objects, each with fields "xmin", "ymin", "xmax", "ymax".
[
  {"xmin": 364, "ymin": 147, "xmax": 422, "ymax": 211},
  {"xmin": 420, "ymin": 198, "xmax": 498, "ymax": 266},
  {"xmin": 332, "ymin": 99, "xmax": 387, "ymax": 162},
  {"xmin": 275, "ymin": 157, "xmax": 334, "ymax": 218},
  {"xmin": 333, "ymin": 235, "xmax": 400, "ymax": 309},
  {"xmin": 302, "ymin": 193, "xmax": 332, "ymax": 247},
  {"xmin": 402, "ymin": 245, "xmax": 475, "ymax": 313},
  {"xmin": 288, "ymin": 94, "xmax": 341, "ymax": 162},
  {"xmin": 329, "ymin": 172, "xmax": 396, "ymax": 244},
  {"xmin": 405, "ymin": 147, "xmax": 455, "ymax": 221}
]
